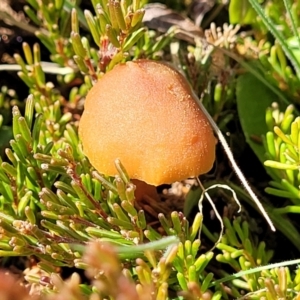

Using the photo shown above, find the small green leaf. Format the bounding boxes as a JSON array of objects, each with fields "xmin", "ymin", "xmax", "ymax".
[
  {"xmin": 229, "ymin": 0, "xmax": 257, "ymax": 25},
  {"xmin": 236, "ymin": 73, "xmax": 280, "ymax": 163},
  {"xmin": 286, "ymin": 37, "xmax": 300, "ymax": 64}
]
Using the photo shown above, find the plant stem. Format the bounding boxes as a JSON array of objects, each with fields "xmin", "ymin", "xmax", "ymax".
[{"xmin": 193, "ymin": 92, "xmax": 276, "ymax": 232}]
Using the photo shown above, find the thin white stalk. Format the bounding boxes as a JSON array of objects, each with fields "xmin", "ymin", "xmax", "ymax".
[
  {"xmin": 0, "ymin": 62, "xmax": 74, "ymax": 75},
  {"xmin": 196, "ymin": 177, "xmax": 224, "ymax": 250},
  {"xmin": 193, "ymin": 91, "xmax": 276, "ymax": 232}
]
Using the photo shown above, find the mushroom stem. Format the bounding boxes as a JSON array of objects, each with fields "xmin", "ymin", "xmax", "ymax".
[{"xmin": 131, "ymin": 179, "xmax": 160, "ymax": 202}]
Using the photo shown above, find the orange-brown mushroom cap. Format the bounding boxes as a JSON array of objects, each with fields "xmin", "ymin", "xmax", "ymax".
[{"xmin": 79, "ymin": 60, "xmax": 215, "ymax": 186}]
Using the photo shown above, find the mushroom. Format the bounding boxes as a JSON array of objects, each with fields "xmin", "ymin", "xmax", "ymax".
[{"xmin": 79, "ymin": 59, "xmax": 215, "ymax": 201}]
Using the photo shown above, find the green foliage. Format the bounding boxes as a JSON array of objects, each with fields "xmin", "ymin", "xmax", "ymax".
[
  {"xmin": 0, "ymin": 87, "xmax": 15, "ymax": 155},
  {"xmin": 236, "ymin": 72, "xmax": 277, "ymax": 163},
  {"xmin": 70, "ymin": 0, "xmax": 148, "ymax": 76},
  {"xmin": 262, "ymin": 104, "xmax": 300, "ymax": 251},
  {"xmin": 264, "ymin": 104, "xmax": 300, "ymax": 201},
  {"xmin": 232, "ymin": 0, "xmax": 300, "ymax": 252},
  {"xmin": 229, "ymin": 0, "xmax": 256, "ymax": 25},
  {"xmin": 1, "ymin": 0, "xmax": 300, "ymax": 299}
]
